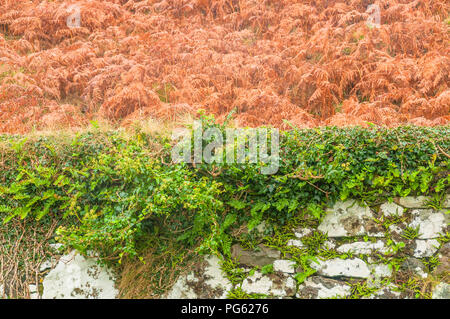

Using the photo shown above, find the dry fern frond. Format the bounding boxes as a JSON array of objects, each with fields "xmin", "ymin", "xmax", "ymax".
[{"xmin": 0, "ymin": 0, "xmax": 448, "ymax": 134}]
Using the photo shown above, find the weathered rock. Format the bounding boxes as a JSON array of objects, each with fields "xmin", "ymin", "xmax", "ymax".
[
  {"xmin": 294, "ymin": 228, "xmax": 312, "ymax": 238},
  {"xmin": 433, "ymin": 242, "xmax": 450, "ymax": 276},
  {"xmin": 166, "ymin": 255, "xmax": 232, "ymax": 299},
  {"xmin": 254, "ymin": 221, "xmax": 269, "ymax": 234},
  {"xmin": 39, "ymin": 257, "xmax": 58, "ymax": 273},
  {"xmin": 287, "ymin": 239, "xmax": 305, "ymax": 248},
  {"xmin": 400, "ymin": 257, "xmax": 427, "ymax": 278},
  {"xmin": 323, "ymin": 240, "xmax": 336, "ymax": 250},
  {"xmin": 311, "ymin": 258, "xmax": 371, "ymax": 278},
  {"xmin": 42, "ymin": 251, "xmax": 117, "ymax": 299},
  {"xmin": 241, "ymin": 272, "xmax": 296, "ymax": 297},
  {"xmin": 409, "ymin": 209, "xmax": 447, "ymax": 239},
  {"xmin": 388, "ymin": 224, "xmax": 406, "ymax": 243},
  {"xmin": 396, "ymin": 196, "xmax": 429, "ymax": 208},
  {"xmin": 380, "ymin": 202, "xmax": 404, "ymax": 217},
  {"xmin": 336, "ymin": 240, "xmax": 387, "ymax": 255},
  {"xmin": 29, "ymin": 284, "xmax": 39, "ymax": 299},
  {"xmin": 444, "ymin": 194, "xmax": 450, "ymax": 209},
  {"xmin": 369, "ymin": 263, "xmax": 393, "ymax": 278},
  {"xmin": 318, "ymin": 200, "xmax": 383, "ymax": 237},
  {"xmin": 363, "ymin": 285, "xmax": 401, "ymax": 299},
  {"xmin": 432, "ymin": 283, "xmax": 450, "ymax": 299},
  {"xmin": 273, "ymin": 260, "xmax": 296, "ymax": 274},
  {"xmin": 231, "ymin": 244, "xmax": 280, "ymax": 267},
  {"xmin": 413, "ymin": 239, "xmax": 440, "ymax": 258},
  {"xmin": 296, "ymin": 276, "xmax": 351, "ymax": 299}
]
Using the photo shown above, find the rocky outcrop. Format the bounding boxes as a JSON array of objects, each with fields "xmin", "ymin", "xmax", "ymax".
[
  {"xmin": 6, "ymin": 196, "xmax": 447, "ymax": 299},
  {"xmin": 297, "ymin": 276, "xmax": 351, "ymax": 299},
  {"xmin": 231, "ymin": 244, "xmax": 281, "ymax": 267},
  {"xmin": 318, "ymin": 200, "xmax": 384, "ymax": 237},
  {"xmin": 241, "ymin": 272, "xmax": 296, "ymax": 297},
  {"xmin": 166, "ymin": 256, "xmax": 232, "ymax": 299},
  {"xmin": 42, "ymin": 251, "xmax": 118, "ymax": 299}
]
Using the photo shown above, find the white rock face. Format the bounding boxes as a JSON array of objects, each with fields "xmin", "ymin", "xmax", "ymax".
[
  {"xmin": 166, "ymin": 255, "xmax": 232, "ymax": 299},
  {"xmin": 432, "ymin": 283, "xmax": 449, "ymax": 299},
  {"xmin": 273, "ymin": 260, "xmax": 296, "ymax": 274},
  {"xmin": 388, "ymin": 224, "xmax": 403, "ymax": 236},
  {"xmin": 397, "ymin": 196, "xmax": 429, "ymax": 208},
  {"xmin": 318, "ymin": 200, "xmax": 382, "ymax": 237},
  {"xmin": 29, "ymin": 285, "xmax": 39, "ymax": 299},
  {"xmin": 255, "ymin": 221, "xmax": 268, "ymax": 234},
  {"xmin": 287, "ymin": 239, "xmax": 305, "ymax": 248},
  {"xmin": 166, "ymin": 273, "xmax": 199, "ymax": 299},
  {"xmin": 241, "ymin": 272, "xmax": 296, "ymax": 297},
  {"xmin": 380, "ymin": 202, "xmax": 404, "ymax": 217},
  {"xmin": 363, "ymin": 284, "xmax": 401, "ymax": 299},
  {"xmin": 311, "ymin": 258, "xmax": 371, "ymax": 278},
  {"xmin": 336, "ymin": 240, "xmax": 387, "ymax": 255},
  {"xmin": 409, "ymin": 209, "xmax": 447, "ymax": 239},
  {"xmin": 323, "ymin": 240, "xmax": 336, "ymax": 249},
  {"xmin": 369, "ymin": 264, "xmax": 392, "ymax": 278},
  {"xmin": 294, "ymin": 228, "xmax": 312, "ymax": 238},
  {"xmin": 42, "ymin": 251, "xmax": 117, "ymax": 299},
  {"xmin": 413, "ymin": 239, "xmax": 440, "ymax": 258},
  {"xmin": 444, "ymin": 194, "xmax": 450, "ymax": 208},
  {"xmin": 297, "ymin": 276, "xmax": 351, "ymax": 299}
]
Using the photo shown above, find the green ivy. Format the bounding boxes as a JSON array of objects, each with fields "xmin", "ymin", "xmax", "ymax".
[{"xmin": 0, "ymin": 117, "xmax": 448, "ymax": 262}]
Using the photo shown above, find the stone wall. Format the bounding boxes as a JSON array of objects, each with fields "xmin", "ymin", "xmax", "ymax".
[
  {"xmin": 166, "ymin": 196, "xmax": 449, "ymax": 299},
  {"xmin": 2, "ymin": 196, "xmax": 448, "ymax": 299}
]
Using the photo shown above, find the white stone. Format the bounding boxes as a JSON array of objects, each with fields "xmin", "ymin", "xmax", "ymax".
[
  {"xmin": 336, "ymin": 240, "xmax": 387, "ymax": 255},
  {"xmin": 294, "ymin": 228, "xmax": 312, "ymax": 238},
  {"xmin": 380, "ymin": 202, "xmax": 404, "ymax": 217},
  {"xmin": 287, "ymin": 239, "xmax": 305, "ymax": 248},
  {"xmin": 166, "ymin": 255, "xmax": 232, "ymax": 299},
  {"xmin": 388, "ymin": 225, "xmax": 403, "ymax": 236},
  {"xmin": 42, "ymin": 251, "xmax": 117, "ymax": 299},
  {"xmin": 369, "ymin": 264, "xmax": 392, "ymax": 278},
  {"xmin": 273, "ymin": 260, "xmax": 296, "ymax": 274},
  {"xmin": 363, "ymin": 284, "xmax": 401, "ymax": 299},
  {"xmin": 241, "ymin": 272, "xmax": 273, "ymax": 295},
  {"xmin": 413, "ymin": 239, "xmax": 440, "ymax": 258},
  {"xmin": 297, "ymin": 276, "xmax": 351, "ymax": 299},
  {"xmin": 397, "ymin": 196, "xmax": 429, "ymax": 208},
  {"xmin": 29, "ymin": 284, "xmax": 39, "ymax": 299},
  {"xmin": 255, "ymin": 221, "xmax": 268, "ymax": 234},
  {"xmin": 202, "ymin": 255, "xmax": 233, "ymax": 296},
  {"xmin": 166, "ymin": 276, "xmax": 198, "ymax": 299},
  {"xmin": 409, "ymin": 209, "xmax": 446, "ymax": 239},
  {"xmin": 444, "ymin": 194, "xmax": 450, "ymax": 208},
  {"xmin": 432, "ymin": 283, "xmax": 449, "ymax": 299},
  {"xmin": 318, "ymin": 200, "xmax": 381, "ymax": 237},
  {"xmin": 241, "ymin": 272, "xmax": 295, "ymax": 297},
  {"xmin": 39, "ymin": 259, "xmax": 57, "ymax": 272},
  {"xmin": 323, "ymin": 241, "xmax": 336, "ymax": 250},
  {"xmin": 311, "ymin": 258, "xmax": 371, "ymax": 278}
]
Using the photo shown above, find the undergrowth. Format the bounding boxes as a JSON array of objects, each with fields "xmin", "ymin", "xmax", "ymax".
[{"xmin": 0, "ymin": 116, "xmax": 448, "ymax": 297}]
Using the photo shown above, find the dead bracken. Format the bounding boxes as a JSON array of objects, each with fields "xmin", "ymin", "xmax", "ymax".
[{"xmin": 0, "ymin": 0, "xmax": 449, "ymax": 134}]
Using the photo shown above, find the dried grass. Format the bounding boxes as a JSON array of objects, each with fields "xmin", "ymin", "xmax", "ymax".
[{"xmin": 0, "ymin": 0, "xmax": 448, "ymax": 133}]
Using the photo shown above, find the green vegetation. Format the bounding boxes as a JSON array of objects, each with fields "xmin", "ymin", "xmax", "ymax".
[{"xmin": 0, "ymin": 117, "xmax": 449, "ymax": 270}]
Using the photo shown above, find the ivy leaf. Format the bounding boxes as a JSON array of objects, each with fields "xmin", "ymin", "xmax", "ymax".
[{"xmin": 228, "ymin": 199, "xmax": 247, "ymax": 210}]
